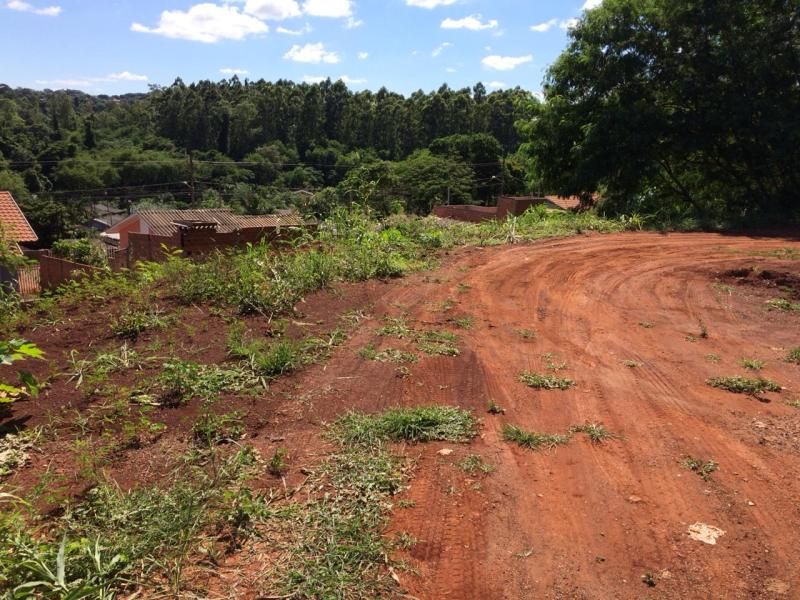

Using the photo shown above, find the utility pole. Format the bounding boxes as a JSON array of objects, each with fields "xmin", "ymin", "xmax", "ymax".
[
  {"xmin": 188, "ymin": 151, "xmax": 196, "ymax": 204},
  {"xmin": 500, "ymin": 156, "xmax": 506, "ymax": 199}
]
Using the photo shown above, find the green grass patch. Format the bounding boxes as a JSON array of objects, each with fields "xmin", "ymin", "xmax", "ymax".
[
  {"xmin": 503, "ymin": 424, "xmax": 570, "ymax": 450},
  {"xmin": 569, "ymin": 423, "xmax": 617, "ymax": 443},
  {"xmin": 110, "ymin": 307, "xmax": 171, "ymax": 340},
  {"xmin": 786, "ymin": 347, "xmax": 800, "ymax": 364},
  {"xmin": 740, "ymin": 358, "xmax": 765, "ymax": 371},
  {"xmin": 458, "ymin": 454, "xmax": 495, "ymax": 475},
  {"xmin": 682, "ymin": 456, "xmax": 719, "ymax": 481},
  {"xmin": 765, "ymin": 298, "xmax": 800, "ymax": 312},
  {"xmin": 0, "ymin": 448, "xmax": 258, "ymax": 597},
  {"xmin": 333, "ymin": 406, "xmax": 477, "ymax": 446},
  {"xmin": 707, "ymin": 376, "xmax": 781, "ymax": 395},
  {"xmin": 519, "ymin": 371, "xmax": 575, "ymax": 390}
]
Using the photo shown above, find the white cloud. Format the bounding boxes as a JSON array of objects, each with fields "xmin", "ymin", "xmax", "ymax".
[
  {"xmin": 339, "ymin": 75, "xmax": 366, "ymax": 85},
  {"xmin": 243, "ymin": 0, "xmax": 300, "ymax": 19},
  {"xmin": 302, "ymin": 0, "xmax": 351, "ymax": 18},
  {"xmin": 302, "ymin": 75, "xmax": 326, "ymax": 83},
  {"xmin": 106, "ymin": 71, "xmax": 148, "ymax": 82},
  {"xmin": 488, "ymin": 81, "xmax": 505, "ymax": 89},
  {"xmin": 441, "ymin": 14, "xmax": 497, "ymax": 31},
  {"xmin": 357, "ymin": 51, "xmax": 369, "ymax": 59},
  {"xmin": 35, "ymin": 78, "xmax": 91, "ymax": 87},
  {"xmin": 406, "ymin": 0, "xmax": 457, "ymax": 7},
  {"xmin": 445, "ymin": 67, "xmax": 457, "ymax": 73},
  {"xmin": 6, "ymin": 0, "xmax": 61, "ymax": 16},
  {"xmin": 431, "ymin": 41, "xmax": 452, "ymax": 57},
  {"xmin": 34, "ymin": 71, "xmax": 149, "ymax": 88},
  {"xmin": 345, "ymin": 16, "xmax": 363, "ymax": 28},
  {"xmin": 530, "ymin": 18, "xmax": 557, "ymax": 32},
  {"xmin": 276, "ymin": 22, "xmax": 312, "ymax": 35},
  {"xmin": 284, "ymin": 42, "xmax": 340, "ymax": 63},
  {"xmin": 560, "ymin": 18, "xmax": 579, "ymax": 30},
  {"xmin": 481, "ymin": 54, "xmax": 533, "ymax": 71},
  {"xmin": 131, "ymin": 3, "xmax": 268, "ymax": 43},
  {"xmin": 583, "ymin": 0, "xmax": 602, "ymax": 9},
  {"xmin": 221, "ymin": 67, "xmax": 249, "ymax": 75}
]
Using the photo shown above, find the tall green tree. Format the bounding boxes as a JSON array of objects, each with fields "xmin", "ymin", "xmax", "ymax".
[{"xmin": 524, "ymin": 0, "xmax": 800, "ymax": 223}]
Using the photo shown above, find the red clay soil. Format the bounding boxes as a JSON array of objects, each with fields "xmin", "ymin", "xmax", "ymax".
[
  {"xmin": 4, "ymin": 232, "xmax": 800, "ymax": 599},
  {"xmin": 284, "ymin": 232, "xmax": 800, "ymax": 599}
]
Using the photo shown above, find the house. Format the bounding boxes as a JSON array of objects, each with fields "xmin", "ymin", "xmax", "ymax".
[
  {"xmin": 101, "ymin": 208, "xmax": 305, "ymax": 249},
  {"xmin": 0, "ymin": 191, "xmax": 38, "ymax": 250},
  {"xmin": 84, "ymin": 202, "xmax": 129, "ymax": 232},
  {"xmin": 433, "ymin": 194, "xmax": 598, "ymax": 223},
  {"xmin": 0, "ymin": 190, "xmax": 38, "ymax": 293}
]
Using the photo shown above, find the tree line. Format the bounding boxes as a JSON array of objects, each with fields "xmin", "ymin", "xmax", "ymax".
[
  {"xmin": 1, "ymin": 0, "xmax": 797, "ymax": 246},
  {"xmin": 0, "ymin": 80, "xmax": 537, "ymax": 244}
]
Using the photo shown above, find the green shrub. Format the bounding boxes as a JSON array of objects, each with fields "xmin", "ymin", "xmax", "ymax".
[
  {"xmin": 51, "ymin": 239, "xmax": 107, "ymax": 268},
  {"xmin": 110, "ymin": 307, "xmax": 169, "ymax": 340}
]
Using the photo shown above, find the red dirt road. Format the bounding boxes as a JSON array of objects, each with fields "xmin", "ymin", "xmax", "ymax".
[{"xmin": 296, "ymin": 232, "xmax": 800, "ymax": 599}]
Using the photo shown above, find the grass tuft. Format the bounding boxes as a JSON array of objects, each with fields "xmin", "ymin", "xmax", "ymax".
[
  {"xmin": 786, "ymin": 347, "xmax": 800, "ymax": 364},
  {"xmin": 333, "ymin": 406, "xmax": 477, "ymax": 446},
  {"xmin": 569, "ymin": 423, "xmax": 617, "ymax": 443},
  {"xmin": 519, "ymin": 371, "xmax": 575, "ymax": 390},
  {"xmin": 707, "ymin": 376, "xmax": 781, "ymax": 395},
  {"xmin": 739, "ymin": 358, "xmax": 765, "ymax": 371},
  {"xmin": 502, "ymin": 424, "xmax": 569, "ymax": 450},
  {"xmin": 682, "ymin": 456, "xmax": 719, "ymax": 481},
  {"xmin": 458, "ymin": 454, "xmax": 495, "ymax": 475}
]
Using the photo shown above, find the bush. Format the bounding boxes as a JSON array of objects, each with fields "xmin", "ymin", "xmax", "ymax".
[{"xmin": 51, "ymin": 239, "xmax": 107, "ymax": 268}]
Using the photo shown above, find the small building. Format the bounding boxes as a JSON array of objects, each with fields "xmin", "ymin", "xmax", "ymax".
[
  {"xmin": 0, "ymin": 190, "xmax": 39, "ymax": 294},
  {"xmin": 101, "ymin": 208, "xmax": 305, "ymax": 250},
  {"xmin": 432, "ymin": 195, "xmax": 597, "ymax": 223},
  {"xmin": 0, "ymin": 191, "xmax": 38, "ymax": 249}
]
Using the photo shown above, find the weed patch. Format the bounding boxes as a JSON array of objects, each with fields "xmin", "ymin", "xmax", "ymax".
[
  {"xmin": 192, "ymin": 410, "xmax": 245, "ymax": 447},
  {"xmin": 786, "ymin": 347, "xmax": 800, "ymax": 364},
  {"xmin": 519, "ymin": 371, "xmax": 575, "ymax": 390},
  {"xmin": 765, "ymin": 298, "xmax": 800, "ymax": 312},
  {"xmin": 682, "ymin": 456, "xmax": 719, "ymax": 481},
  {"xmin": 570, "ymin": 423, "xmax": 617, "ymax": 443},
  {"xmin": 740, "ymin": 358, "xmax": 765, "ymax": 371},
  {"xmin": 158, "ymin": 360, "xmax": 257, "ymax": 404},
  {"xmin": 503, "ymin": 424, "xmax": 570, "ymax": 450},
  {"xmin": 334, "ymin": 406, "xmax": 477, "ymax": 446},
  {"xmin": 110, "ymin": 307, "xmax": 170, "ymax": 340},
  {"xmin": 458, "ymin": 454, "xmax": 495, "ymax": 475},
  {"xmin": 707, "ymin": 376, "xmax": 781, "ymax": 395}
]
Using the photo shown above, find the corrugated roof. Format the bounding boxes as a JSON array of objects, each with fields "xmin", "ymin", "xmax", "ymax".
[
  {"xmin": 0, "ymin": 191, "xmax": 38, "ymax": 243},
  {"xmin": 543, "ymin": 195, "xmax": 599, "ymax": 211},
  {"xmin": 108, "ymin": 208, "xmax": 305, "ymax": 237}
]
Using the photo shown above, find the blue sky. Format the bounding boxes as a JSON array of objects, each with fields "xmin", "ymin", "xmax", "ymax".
[{"xmin": 0, "ymin": 0, "xmax": 600, "ymax": 95}]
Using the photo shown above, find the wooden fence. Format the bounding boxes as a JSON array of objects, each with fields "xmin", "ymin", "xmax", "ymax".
[{"xmin": 16, "ymin": 264, "xmax": 41, "ymax": 298}]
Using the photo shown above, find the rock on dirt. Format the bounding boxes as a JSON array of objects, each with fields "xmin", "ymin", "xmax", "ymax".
[{"xmin": 688, "ymin": 523, "xmax": 726, "ymax": 545}]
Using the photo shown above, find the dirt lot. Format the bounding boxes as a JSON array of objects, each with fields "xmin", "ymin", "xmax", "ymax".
[{"xmin": 4, "ymin": 231, "xmax": 800, "ymax": 599}]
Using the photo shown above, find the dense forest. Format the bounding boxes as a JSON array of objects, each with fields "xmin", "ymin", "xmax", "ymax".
[
  {"xmin": 0, "ymin": 80, "xmax": 537, "ymax": 244},
  {"xmin": 1, "ymin": 0, "xmax": 798, "ymax": 246}
]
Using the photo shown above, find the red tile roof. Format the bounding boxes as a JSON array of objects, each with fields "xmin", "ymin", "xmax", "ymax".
[
  {"xmin": 106, "ymin": 208, "xmax": 305, "ymax": 237},
  {"xmin": 544, "ymin": 195, "xmax": 600, "ymax": 211},
  {"xmin": 0, "ymin": 191, "xmax": 37, "ymax": 243}
]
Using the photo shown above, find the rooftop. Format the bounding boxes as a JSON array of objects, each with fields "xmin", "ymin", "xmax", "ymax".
[
  {"xmin": 106, "ymin": 208, "xmax": 305, "ymax": 237},
  {"xmin": 0, "ymin": 191, "xmax": 38, "ymax": 243}
]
